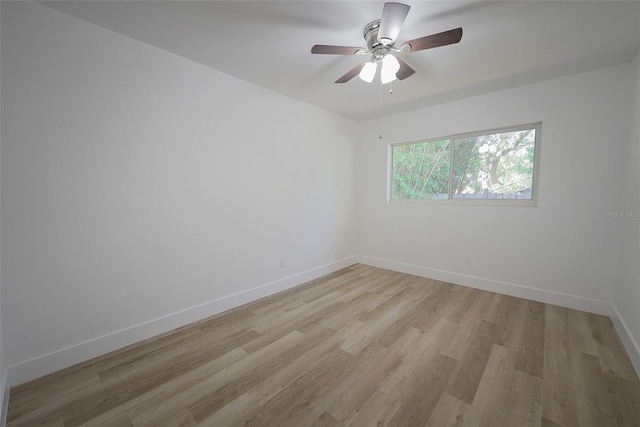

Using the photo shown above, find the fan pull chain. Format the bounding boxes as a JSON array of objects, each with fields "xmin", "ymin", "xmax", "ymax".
[
  {"xmin": 377, "ymin": 79, "xmax": 395, "ymax": 139},
  {"xmin": 378, "ymin": 80, "xmax": 383, "ymax": 139}
]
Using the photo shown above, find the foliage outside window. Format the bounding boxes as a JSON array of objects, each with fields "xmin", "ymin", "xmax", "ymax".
[{"xmin": 390, "ymin": 123, "xmax": 540, "ymax": 205}]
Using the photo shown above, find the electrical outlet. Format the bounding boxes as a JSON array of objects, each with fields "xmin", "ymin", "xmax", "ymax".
[
  {"xmin": 464, "ymin": 256, "xmax": 472, "ymax": 266},
  {"xmin": 279, "ymin": 257, "xmax": 286, "ymax": 267}
]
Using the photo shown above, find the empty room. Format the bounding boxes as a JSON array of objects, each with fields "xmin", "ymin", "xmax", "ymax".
[{"xmin": 1, "ymin": 0, "xmax": 639, "ymax": 426}]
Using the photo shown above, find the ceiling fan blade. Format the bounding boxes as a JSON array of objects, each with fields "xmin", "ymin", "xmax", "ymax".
[
  {"xmin": 378, "ymin": 2, "xmax": 410, "ymax": 45},
  {"xmin": 311, "ymin": 45, "xmax": 366, "ymax": 55},
  {"xmin": 401, "ymin": 27, "xmax": 463, "ymax": 52},
  {"xmin": 395, "ymin": 57, "xmax": 415, "ymax": 80},
  {"xmin": 335, "ymin": 63, "xmax": 366, "ymax": 84}
]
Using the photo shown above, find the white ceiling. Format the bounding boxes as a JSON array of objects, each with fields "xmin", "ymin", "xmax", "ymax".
[{"xmin": 40, "ymin": 0, "xmax": 640, "ymax": 121}]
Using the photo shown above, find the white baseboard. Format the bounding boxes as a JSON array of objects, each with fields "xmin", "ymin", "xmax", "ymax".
[
  {"xmin": 7, "ymin": 257, "xmax": 356, "ymax": 387},
  {"xmin": 609, "ymin": 304, "xmax": 640, "ymax": 377},
  {"xmin": 356, "ymin": 255, "xmax": 640, "ymax": 376},
  {"xmin": 1, "ymin": 366, "xmax": 8, "ymax": 427},
  {"xmin": 9, "ymin": 256, "xmax": 638, "ymax": 387},
  {"xmin": 356, "ymin": 255, "xmax": 611, "ymax": 315}
]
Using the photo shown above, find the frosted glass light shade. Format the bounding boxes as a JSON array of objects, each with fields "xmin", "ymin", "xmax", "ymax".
[
  {"xmin": 359, "ymin": 61, "xmax": 377, "ymax": 83},
  {"xmin": 381, "ymin": 54, "xmax": 400, "ymax": 84},
  {"xmin": 382, "ymin": 55, "xmax": 400, "ymax": 73}
]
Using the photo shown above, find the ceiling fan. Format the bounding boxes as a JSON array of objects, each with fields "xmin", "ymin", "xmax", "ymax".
[{"xmin": 311, "ymin": 2, "xmax": 462, "ymax": 84}]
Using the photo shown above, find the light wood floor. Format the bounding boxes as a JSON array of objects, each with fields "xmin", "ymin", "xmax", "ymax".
[{"xmin": 7, "ymin": 264, "xmax": 640, "ymax": 426}]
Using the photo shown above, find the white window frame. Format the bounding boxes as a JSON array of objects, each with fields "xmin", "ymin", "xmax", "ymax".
[{"xmin": 388, "ymin": 122, "xmax": 542, "ymax": 207}]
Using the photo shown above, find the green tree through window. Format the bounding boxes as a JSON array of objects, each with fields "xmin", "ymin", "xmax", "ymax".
[
  {"xmin": 391, "ymin": 124, "xmax": 540, "ymax": 203},
  {"xmin": 392, "ymin": 139, "xmax": 449, "ymax": 200}
]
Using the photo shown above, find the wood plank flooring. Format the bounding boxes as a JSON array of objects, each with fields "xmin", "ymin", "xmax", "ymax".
[{"xmin": 7, "ymin": 264, "xmax": 640, "ymax": 426}]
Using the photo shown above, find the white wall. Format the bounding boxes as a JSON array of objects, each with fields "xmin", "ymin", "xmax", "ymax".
[
  {"xmin": 1, "ymin": 0, "xmax": 638, "ymax": 389},
  {"xmin": 356, "ymin": 63, "xmax": 634, "ymax": 314},
  {"xmin": 612, "ymin": 51, "xmax": 640, "ymax": 372},
  {"xmin": 1, "ymin": 2, "xmax": 356, "ymax": 384}
]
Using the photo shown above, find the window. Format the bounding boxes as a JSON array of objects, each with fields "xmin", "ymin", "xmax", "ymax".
[{"xmin": 390, "ymin": 123, "xmax": 541, "ymax": 205}]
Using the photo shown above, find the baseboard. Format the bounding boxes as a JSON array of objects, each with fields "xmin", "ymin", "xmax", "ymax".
[
  {"xmin": 609, "ymin": 304, "xmax": 640, "ymax": 377},
  {"xmin": 356, "ymin": 255, "xmax": 611, "ymax": 315},
  {"xmin": 356, "ymin": 256, "xmax": 640, "ymax": 376},
  {"xmin": 1, "ymin": 366, "xmax": 8, "ymax": 427},
  {"xmin": 7, "ymin": 257, "xmax": 356, "ymax": 387},
  {"xmin": 9, "ymin": 256, "xmax": 633, "ymax": 387}
]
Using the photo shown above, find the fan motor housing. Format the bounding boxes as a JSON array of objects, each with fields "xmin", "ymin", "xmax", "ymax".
[{"xmin": 363, "ymin": 19, "xmax": 390, "ymax": 59}]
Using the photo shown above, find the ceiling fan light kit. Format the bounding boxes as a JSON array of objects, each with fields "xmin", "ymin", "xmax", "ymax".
[
  {"xmin": 311, "ymin": 2, "xmax": 463, "ymax": 85},
  {"xmin": 380, "ymin": 54, "xmax": 400, "ymax": 84},
  {"xmin": 359, "ymin": 61, "xmax": 377, "ymax": 83}
]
